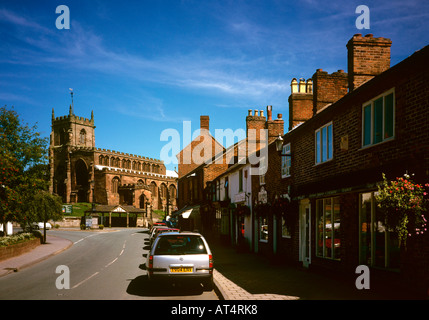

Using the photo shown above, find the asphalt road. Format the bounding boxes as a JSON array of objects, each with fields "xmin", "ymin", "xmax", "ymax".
[{"xmin": 0, "ymin": 228, "xmax": 219, "ymax": 300}]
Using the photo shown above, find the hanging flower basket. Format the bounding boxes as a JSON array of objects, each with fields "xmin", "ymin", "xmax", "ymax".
[{"xmin": 375, "ymin": 173, "xmax": 428, "ymax": 247}]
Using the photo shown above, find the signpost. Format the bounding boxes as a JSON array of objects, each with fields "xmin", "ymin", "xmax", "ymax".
[{"xmin": 62, "ymin": 205, "xmax": 73, "ymax": 214}]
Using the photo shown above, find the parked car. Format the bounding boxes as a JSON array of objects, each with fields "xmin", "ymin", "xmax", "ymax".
[
  {"xmin": 146, "ymin": 232, "xmax": 214, "ymax": 290},
  {"xmin": 149, "ymin": 222, "xmax": 166, "ymax": 233},
  {"xmin": 149, "ymin": 228, "xmax": 180, "ymax": 247},
  {"xmin": 32, "ymin": 222, "xmax": 52, "ymax": 230},
  {"xmin": 148, "ymin": 226, "xmax": 169, "ymax": 242}
]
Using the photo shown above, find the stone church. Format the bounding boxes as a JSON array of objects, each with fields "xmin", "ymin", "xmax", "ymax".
[{"xmin": 49, "ymin": 105, "xmax": 178, "ymax": 213}]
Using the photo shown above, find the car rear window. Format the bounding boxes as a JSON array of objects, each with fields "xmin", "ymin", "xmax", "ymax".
[{"xmin": 154, "ymin": 235, "xmax": 207, "ymax": 255}]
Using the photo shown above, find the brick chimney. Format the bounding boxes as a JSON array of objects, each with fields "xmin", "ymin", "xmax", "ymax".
[
  {"xmin": 200, "ymin": 115, "xmax": 209, "ymax": 132},
  {"xmin": 245, "ymin": 109, "xmax": 266, "ymax": 156},
  {"xmin": 347, "ymin": 33, "xmax": 392, "ymax": 91},
  {"xmin": 266, "ymin": 105, "xmax": 284, "ymax": 143},
  {"xmin": 246, "ymin": 109, "xmax": 266, "ymax": 137},
  {"xmin": 288, "ymin": 78, "xmax": 313, "ymax": 130},
  {"xmin": 312, "ymin": 69, "xmax": 348, "ymax": 114}
]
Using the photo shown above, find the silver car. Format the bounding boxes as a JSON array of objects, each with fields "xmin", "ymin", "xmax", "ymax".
[{"xmin": 146, "ymin": 232, "xmax": 214, "ymax": 290}]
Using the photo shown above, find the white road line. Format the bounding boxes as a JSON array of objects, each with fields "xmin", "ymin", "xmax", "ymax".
[
  {"xmin": 72, "ymin": 236, "xmax": 129, "ymax": 289},
  {"xmin": 72, "ymin": 271, "xmax": 99, "ymax": 289},
  {"xmin": 105, "ymin": 257, "xmax": 118, "ymax": 268},
  {"xmin": 73, "ymin": 233, "xmax": 98, "ymax": 245}
]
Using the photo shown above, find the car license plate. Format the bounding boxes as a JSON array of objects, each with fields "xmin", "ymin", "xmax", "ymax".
[{"xmin": 170, "ymin": 267, "xmax": 193, "ymax": 273}]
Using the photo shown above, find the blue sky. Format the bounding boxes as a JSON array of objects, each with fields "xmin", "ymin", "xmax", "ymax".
[{"xmin": 1, "ymin": 0, "xmax": 428, "ymax": 171}]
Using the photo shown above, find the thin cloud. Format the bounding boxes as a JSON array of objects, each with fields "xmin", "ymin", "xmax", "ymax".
[
  {"xmin": 1, "ymin": 8, "xmax": 289, "ymax": 103},
  {"xmin": 0, "ymin": 8, "xmax": 52, "ymax": 33}
]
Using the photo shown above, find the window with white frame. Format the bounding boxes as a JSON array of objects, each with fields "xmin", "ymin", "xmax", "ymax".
[
  {"xmin": 259, "ymin": 156, "xmax": 266, "ymax": 185},
  {"xmin": 281, "ymin": 143, "xmax": 291, "ymax": 178},
  {"xmin": 239, "ymin": 169, "xmax": 243, "ymax": 192},
  {"xmin": 362, "ymin": 89, "xmax": 395, "ymax": 147},
  {"xmin": 315, "ymin": 122, "xmax": 333, "ymax": 164}
]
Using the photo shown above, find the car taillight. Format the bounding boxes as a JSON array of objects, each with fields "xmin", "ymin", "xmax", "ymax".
[
  {"xmin": 209, "ymin": 254, "xmax": 213, "ymax": 269},
  {"xmin": 148, "ymin": 255, "xmax": 153, "ymax": 269}
]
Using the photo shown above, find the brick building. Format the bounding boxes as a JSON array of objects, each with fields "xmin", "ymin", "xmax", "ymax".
[
  {"xmin": 252, "ymin": 34, "xmax": 429, "ymax": 297},
  {"xmin": 49, "ymin": 106, "xmax": 178, "ymax": 222},
  {"xmin": 202, "ymin": 107, "xmax": 284, "ymax": 250}
]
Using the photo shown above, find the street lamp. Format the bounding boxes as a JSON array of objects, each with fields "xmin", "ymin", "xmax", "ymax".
[
  {"xmin": 275, "ymin": 134, "xmax": 292, "ymax": 158},
  {"xmin": 275, "ymin": 134, "xmax": 284, "ymax": 152},
  {"xmin": 90, "ymin": 179, "xmax": 95, "ymax": 229}
]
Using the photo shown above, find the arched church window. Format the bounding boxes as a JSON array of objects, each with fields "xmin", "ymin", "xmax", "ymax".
[
  {"xmin": 79, "ymin": 129, "xmax": 86, "ymax": 145},
  {"xmin": 111, "ymin": 177, "xmax": 120, "ymax": 194}
]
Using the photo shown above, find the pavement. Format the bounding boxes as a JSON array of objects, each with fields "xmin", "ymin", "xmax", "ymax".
[
  {"xmin": 0, "ymin": 231, "xmax": 422, "ymax": 299},
  {"xmin": 0, "ymin": 235, "xmax": 73, "ymax": 277}
]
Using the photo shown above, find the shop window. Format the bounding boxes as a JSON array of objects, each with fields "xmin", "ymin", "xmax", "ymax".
[
  {"xmin": 316, "ymin": 197, "xmax": 341, "ymax": 260},
  {"xmin": 259, "ymin": 216, "xmax": 268, "ymax": 242},
  {"xmin": 359, "ymin": 192, "xmax": 400, "ymax": 270},
  {"xmin": 281, "ymin": 216, "xmax": 291, "ymax": 238}
]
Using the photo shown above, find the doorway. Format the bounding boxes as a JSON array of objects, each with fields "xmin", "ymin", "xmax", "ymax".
[{"xmin": 300, "ymin": 199, "xmax": 311, "ymax": 268}]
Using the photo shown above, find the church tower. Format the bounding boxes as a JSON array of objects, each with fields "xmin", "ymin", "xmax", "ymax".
[{"xmin": 49, "ymin": 102, "xmax": 96, "ymax": 203}]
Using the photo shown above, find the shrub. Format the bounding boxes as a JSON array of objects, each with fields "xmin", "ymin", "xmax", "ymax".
[{"xmin": 0, "ymin": 232, "xmax": 36, "ymax": 247}]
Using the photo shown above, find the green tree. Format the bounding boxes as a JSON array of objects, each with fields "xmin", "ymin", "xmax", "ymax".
[
  {"xmin": 0, "ymin": 106, "xmax": 49, "ymax": 235},
  {"xmin": 28, "ymin": 191, "xmax": 63, "ymax": 243}
]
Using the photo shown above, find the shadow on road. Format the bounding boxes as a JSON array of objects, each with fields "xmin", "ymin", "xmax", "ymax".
[{"xmin": 126, "ymin": 275, "xmax": 206, "ymax": 297}]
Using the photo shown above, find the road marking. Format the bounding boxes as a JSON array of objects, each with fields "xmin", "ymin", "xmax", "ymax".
[
  {"xmin": 105, "ymin": 257, "xmax": 118, "ymax": 268},
  {"xmin": 72, "ymin": 271, "xmax": 99, "ymax": 289},
  {"xmin": 73, "ymin": 233, "xmax": 98, "ymax": 245},
  {"xmin": 71, "ymin": 235, "xmax": 129, "ymax": 289}
]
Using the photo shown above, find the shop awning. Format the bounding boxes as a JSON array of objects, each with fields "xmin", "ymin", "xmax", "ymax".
[{"xmin": 172, "ymin": 205, "xmax": 200, "ymax": 219}]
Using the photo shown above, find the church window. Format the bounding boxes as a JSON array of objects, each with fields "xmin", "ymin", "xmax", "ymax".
[
  {"xmin": 111, "ymin": 177, "xmax": 120, "ymax": 194},
  {"xmin": 79, "ymin": 129, "xmax": 86, "ymax": 145}
]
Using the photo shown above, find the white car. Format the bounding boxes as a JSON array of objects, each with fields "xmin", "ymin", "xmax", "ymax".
[
  {"xmin": 33, "ymin": 222, "xmax": 52, "ymax": 230},
  {"xmin": 146, "ymin": 232, "xmax": 214, "ymax": 290}
]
